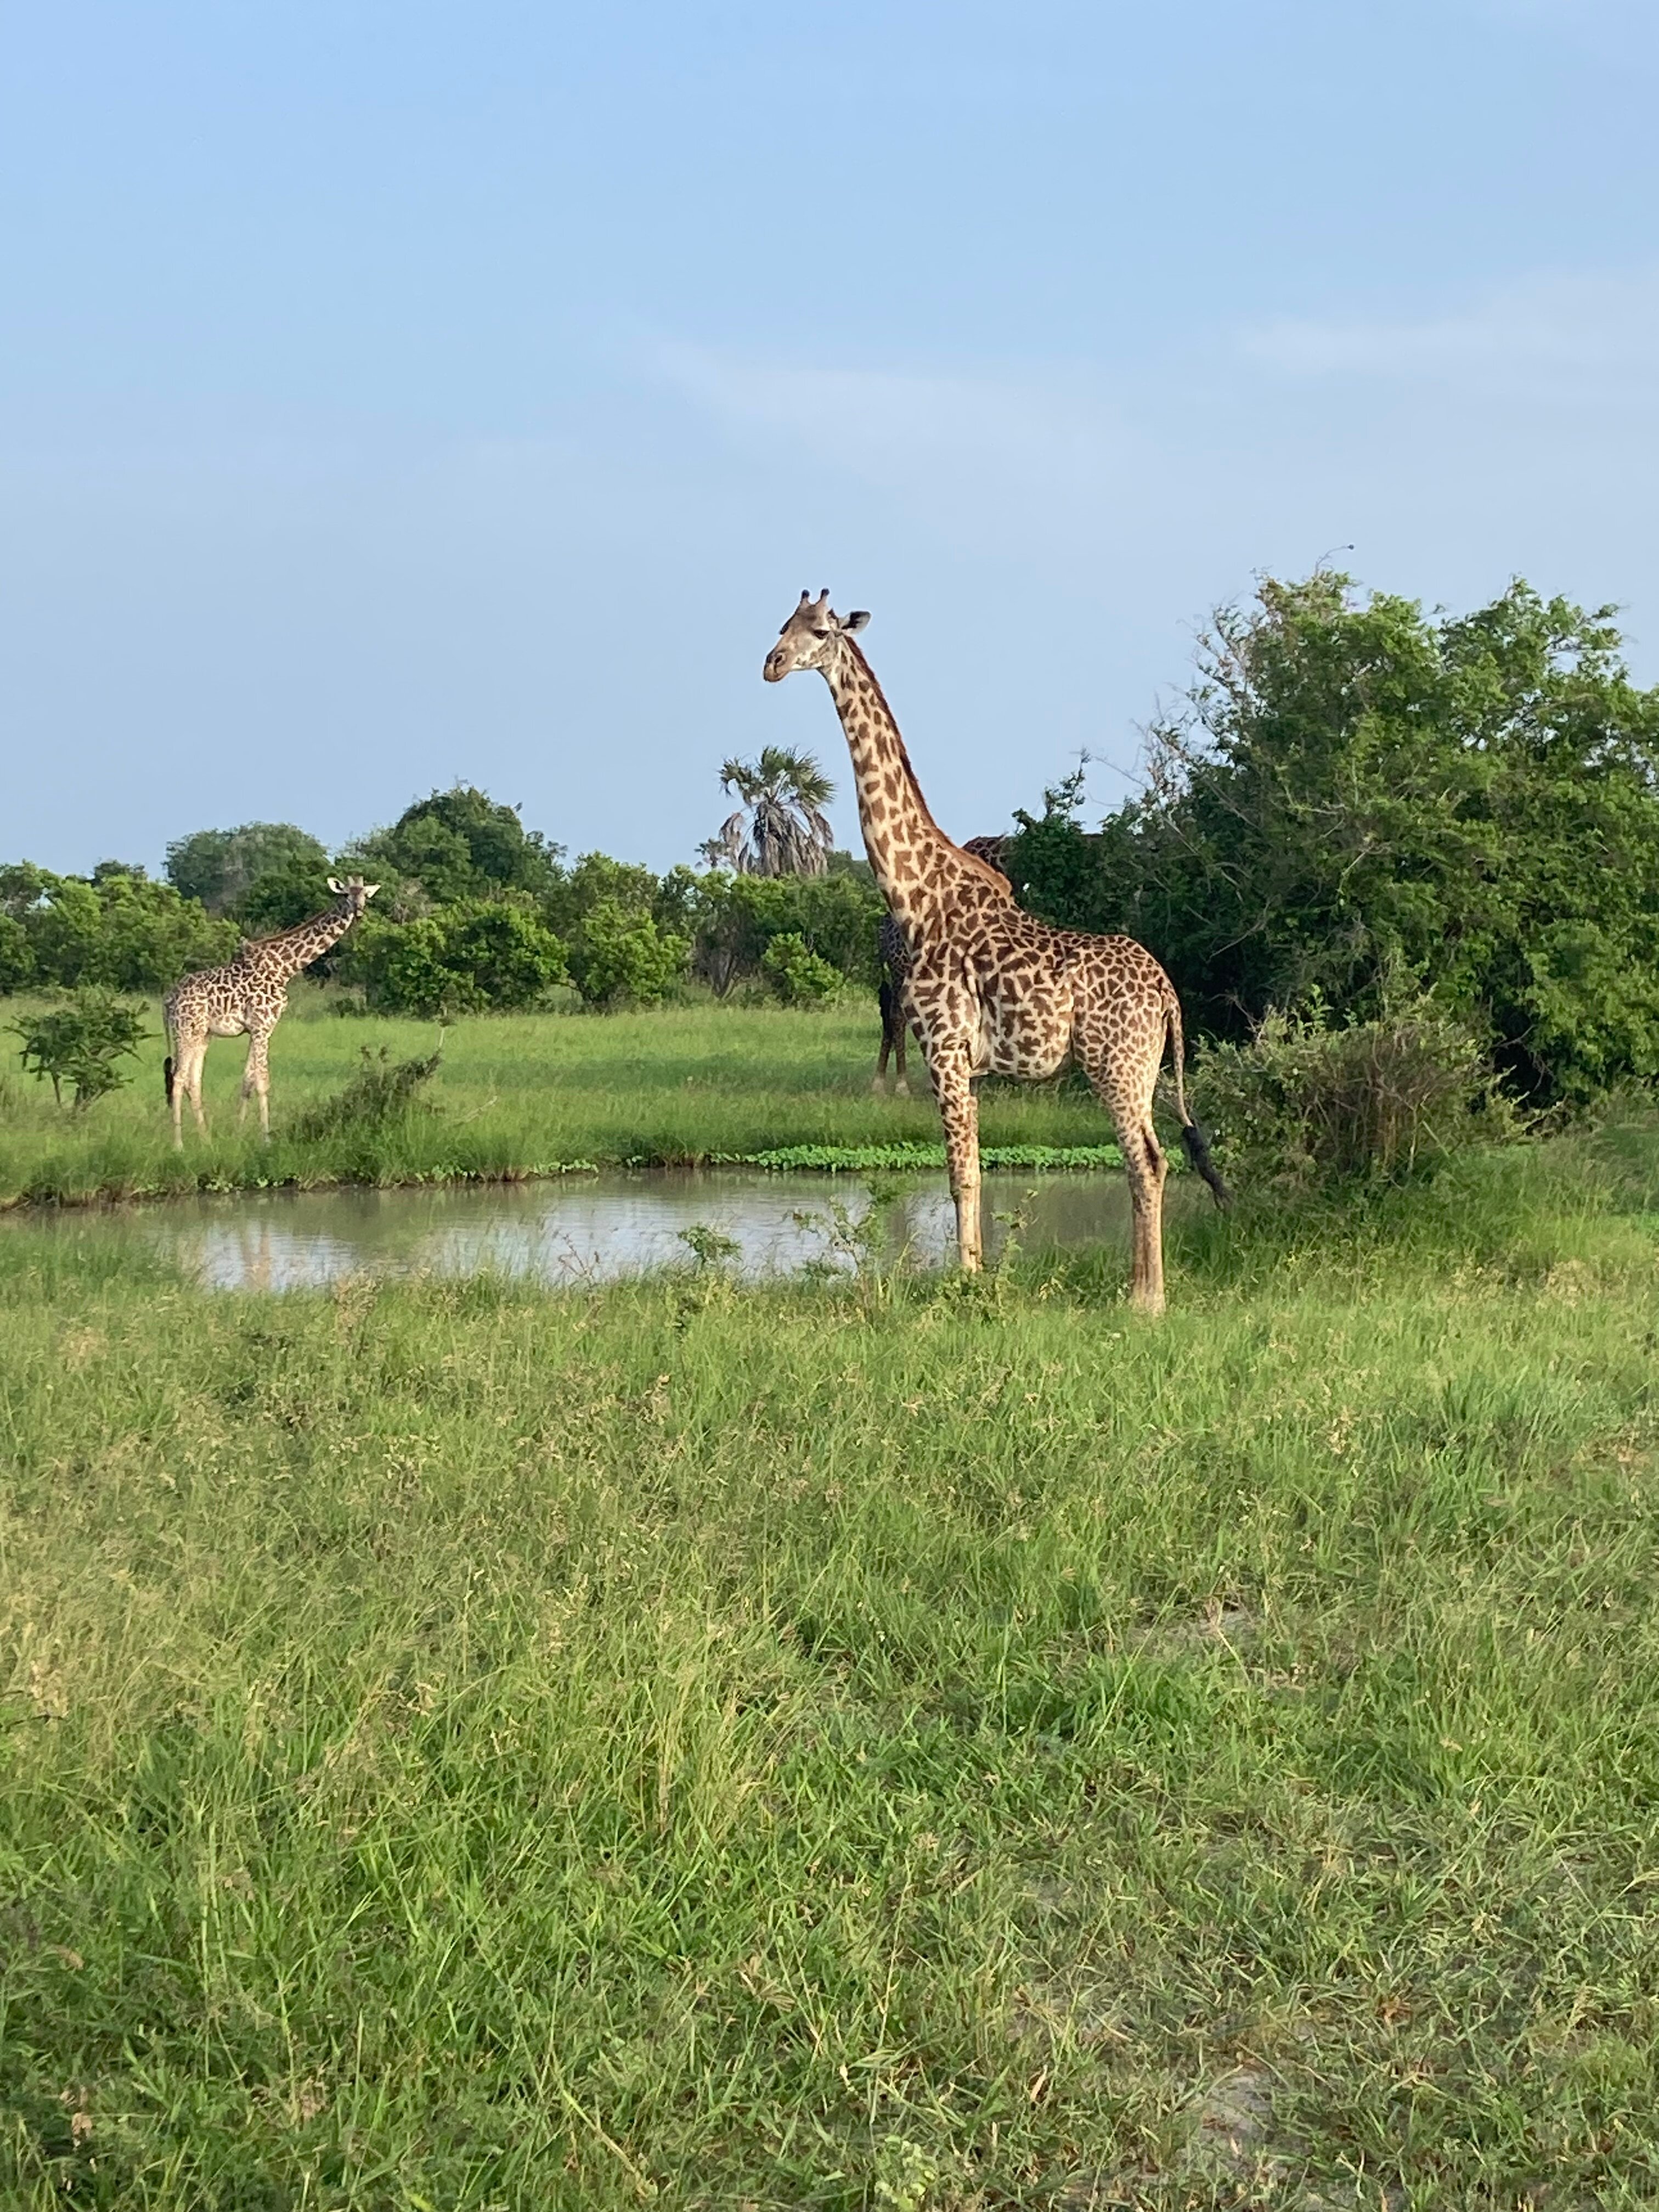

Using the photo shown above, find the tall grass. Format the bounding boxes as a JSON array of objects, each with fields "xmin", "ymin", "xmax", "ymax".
[
  {"xmin": 3, "ymin": 1125, "xmax": 1658, "ymax": 2204},
  {"xmin": 0, "ymin": 995, "xmax": 1116, "ymax": 1207}
]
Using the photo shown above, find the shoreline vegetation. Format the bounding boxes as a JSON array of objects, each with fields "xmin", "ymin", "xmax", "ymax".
[{"xmin": 0, "ymin": 996, "xmax": 1130, "ymax": 1212}]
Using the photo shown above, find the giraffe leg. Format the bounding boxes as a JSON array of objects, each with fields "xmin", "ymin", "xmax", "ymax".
[
  {"xmin": 875, "ymin": 980, "xmax": 895, "ymax": 1093},
  {"xmin": 238, "ymin": 1031, "xmax": 273, "ymax": 1137},
  {"xmin": 929, "ymin": 1046, "xmax": 983, "ymax": 1271},
  {"xmin": 250, "ymin": 1032, "xmax": 272, "ymax": 1143},
  {"xmin": 892, "ymin": 1012, "xmax": 910, "ymax": 1098},
  {"xmin": 185, "ymin": 1040, "xmax": 210, "ymax": 1139},
  {"xmin": 1082, "ymin": 1055, "xmax": 1167, "ymax": 1315},
  {"xmin": 170, "ymin": 1034, "xmax": 188, "ymax": 1149}
]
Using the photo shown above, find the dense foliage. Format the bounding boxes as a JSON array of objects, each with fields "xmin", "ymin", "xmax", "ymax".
[
  {"xmin": 349, "ymin": 786, "xmax": 562, "ymax": 907},
  {"xmin": 1011, "ymin": 575, "xmax": 1659, "ymax": 1104},
  {"xmin": 0, "ymin": 864, "xmax": 238, "ymax": 994},
  {"xmin": 164, "ymin": 822, "xmax": 331, "ymax": 917},
  {"xmin": 347, "ymin": 900, "xmax": 570, "ymax": 1019}
]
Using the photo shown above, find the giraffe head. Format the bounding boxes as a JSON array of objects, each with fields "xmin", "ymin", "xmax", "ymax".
[
  {"xmin": 326, "ymin": 875, "xmax": 381, "ymax": 916},
  {"xmin": 763, "ymin": 590, "xmax": 870, "ymax": 682}
]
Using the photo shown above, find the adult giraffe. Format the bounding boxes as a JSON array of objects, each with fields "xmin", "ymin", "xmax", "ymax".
[
  {"xmin": 765, "ymin": 592, "xmax": 1227, "ymax": 1311},
  {"xmin": 163, "ymin": 876, "xmax": 379, "ymax": 1147}
]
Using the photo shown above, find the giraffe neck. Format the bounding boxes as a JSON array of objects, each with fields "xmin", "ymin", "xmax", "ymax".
[
  {"xmin": 821, "ymin": 640, "xmax": 992, "ymax": 936},
  {"xmin": 248, "ymin": 901, "xmax": 356, "ymax": 979}
]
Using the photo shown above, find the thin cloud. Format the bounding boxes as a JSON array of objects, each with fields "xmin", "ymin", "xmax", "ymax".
[
  {"xmin": 648, "ymin": 341, "xmax": 1144, "ymax": 551},
  {"xmin": 1242, "ymin": 266, "xmax": 1659, "ymax": 402}
]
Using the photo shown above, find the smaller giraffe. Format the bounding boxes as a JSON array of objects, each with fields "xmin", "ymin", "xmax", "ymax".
[
  {"xmin": 875, "ymin": 838, "xmax": 1012, "ymax": 1096},
  {"xmin": 162, "ymin": 877, "xmax": 379, "ymax": 1148}
]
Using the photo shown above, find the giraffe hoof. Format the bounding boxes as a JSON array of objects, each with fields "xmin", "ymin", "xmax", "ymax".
[{"xmin": 894, "ymin": 1080, "xmax": 910, "ymax": 1099}]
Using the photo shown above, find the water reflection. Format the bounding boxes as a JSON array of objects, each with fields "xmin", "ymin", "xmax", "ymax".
[{"xmin": 21, "ymin": 1168, "xmax": 1172, "ymax": 1292}]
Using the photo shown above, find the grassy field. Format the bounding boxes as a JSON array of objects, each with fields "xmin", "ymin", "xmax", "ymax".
[
  {"xmin": 0, "ymin": 994, "xmax": 1116, "ymax": 1209},
  {"xmin": 4, "ymin": 1118, "xmax": 1659, "ymax": 2206}
]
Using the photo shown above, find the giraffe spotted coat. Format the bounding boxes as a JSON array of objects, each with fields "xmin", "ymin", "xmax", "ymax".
[
  {"xmin": 765, "ymin": 593, "xmax": 1227, "ymax": 1311},
  {"xmin": 875, "ymin": 835, "xmax": 1010, "ymax": 1096}
]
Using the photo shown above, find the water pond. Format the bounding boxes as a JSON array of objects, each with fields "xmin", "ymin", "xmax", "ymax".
[{"xmin": 16, "ymin": 1167, "xmax": 1192, "ymax": 1291}]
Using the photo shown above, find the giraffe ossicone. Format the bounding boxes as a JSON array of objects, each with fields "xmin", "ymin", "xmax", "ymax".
[
  {"xmin": 161, "ymin": 877, "xmax": 380, "ymax": 1149},
  {"xmin": 764, "ymin": 594, "xmax": 1228, "ymax": 1311}
]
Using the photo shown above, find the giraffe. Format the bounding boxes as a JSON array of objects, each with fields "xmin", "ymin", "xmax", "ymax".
[
  {"xmin": 765, "ymin": 592, "xmax": 1228, "ymax": 1311},
  {"xmin": 162, "ymin": 877, "xmax": 379, "ymax": 1148},
  {"xmin": 874, "ymin": 836, "xmax": 1012, "ymax": 1096}
]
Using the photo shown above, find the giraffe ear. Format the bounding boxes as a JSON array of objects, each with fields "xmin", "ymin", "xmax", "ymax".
[
  {"xmin": 842, "ymin": 610, "xmax": 871, "ymax": 633},
  {"xmin": 327, "ymin": 877, "xmax": 343, "ymax": 894},
  {"xmin": 363, "ymin": 882, "xmax": 380, "ymax": 899}
]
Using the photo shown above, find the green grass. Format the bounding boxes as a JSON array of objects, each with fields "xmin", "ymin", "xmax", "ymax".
[
  {"xmin": 4, "ymin": 1123, "xmax": 1659, "ymax": 2205},
  {"xmin": 0, "ymin": 994, "xmax": 1119, "ymax": 1208}
]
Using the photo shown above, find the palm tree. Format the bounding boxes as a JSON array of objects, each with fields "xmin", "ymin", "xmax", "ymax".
[{"xmin": 702, "ymin": 747, "xmax": 838, "ymax": 877}]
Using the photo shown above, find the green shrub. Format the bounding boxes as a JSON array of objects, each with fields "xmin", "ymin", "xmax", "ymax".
[
  {"xmin": 693, "ymin": 871, "xmax": 884, "ymax": 995},
  {"xmin": 347, "ymin": 902, "xmax": 568, "ymax": 1018},
  {"xmin": 1194, "ymin": 997, "xmax": 1519, "ymax": 1188},
  {"xmin": 294, "ymin": 1045, "xmax": 444, "ymax": 1139},
  {"xmin": 10, "ymin": 990, "xmax": 149, "ymax": 1110},
  {"xmin": 761, "ymin": 932, "xmax": 843, "ymax": 1005},
  {"xmin": 567, "ymin": 898, "xmax": 688, "ymax": 1008},
  {"xmin": 0, "ymin": 914, "xmax": 35, "ymax": 995}
]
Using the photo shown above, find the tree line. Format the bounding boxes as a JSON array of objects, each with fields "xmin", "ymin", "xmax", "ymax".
[{"xmin": 1, "ymin": 783, "xmax": 888, "ymax": 1019}]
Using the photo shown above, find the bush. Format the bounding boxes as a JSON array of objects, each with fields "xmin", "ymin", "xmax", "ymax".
[
  {"xmin": 692, "ymin": 871, "xmax": 885, "ymax": 995},
  {"xmin": 0, "ymin": 915, "xmax": 35, "ymax": 995},
  {"xmin": 761, "ymin": 932, "xmax": 843, "ymax": 1005},
  {"xmin": 347, "ymin": 902, "xmax": 568, "ymax": 1018},
  {"xmin": 294, "ymin": 1045, "xmax": 444, "ymax": 1139},
  {"xmin": 10, "ymin": 991, "xmax": 149, "ymax": 1110},
  {"xmin": 1194, "ymin": 997, "xmax": 1519, "ymax": 1189},
  {"xmin": 567, "ymin": 899, "xmax": 689, "ymax": 1008}
]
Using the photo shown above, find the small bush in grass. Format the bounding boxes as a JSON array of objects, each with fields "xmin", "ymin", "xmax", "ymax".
[
  {"xmin": 294, "ymin": 1043, "xmax": 444, "ymax": 1140},
  {"xmin": 1195, "ymin": 996, "xmax": 1519, "ymax": 1188},
  {"xmin": 761, "ymin": 931, "xmax": 843, "ymax": 1005},
  {"xmin": 9, "ymin": 990, "xmax": 148, "ymax": 1110},
  {"xmin": 568, "ymin": 898, "xmax": 689, "ymax": 1008}
]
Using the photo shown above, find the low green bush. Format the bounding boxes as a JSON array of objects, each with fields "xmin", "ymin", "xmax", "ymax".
[
  {"xmin": 293, "ymin": 1043, "xmax": 445, "ymax": 1139},
  {"xmin": 760, "ymin": 931, "xmax": 843, "ymax": 1005},
  {"xmin": 1195, "ymin": 996, "xmax": 1520, "ymax": 1188},
  {"xmin": 567, "ymin": 898, "xmax": 689, "ymax": 1008}
]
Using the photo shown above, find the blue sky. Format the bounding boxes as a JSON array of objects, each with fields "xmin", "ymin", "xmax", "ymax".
[{"xmin": 4, "ymin": 0, "xmax": 1657, "ymax": 874}]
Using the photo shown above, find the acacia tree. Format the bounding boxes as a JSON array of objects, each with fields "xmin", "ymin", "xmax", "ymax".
[{"xmin": 703, "ymin": 748, "xmax": 837, "ymax": 877}]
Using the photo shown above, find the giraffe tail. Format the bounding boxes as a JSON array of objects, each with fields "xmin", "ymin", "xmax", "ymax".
[
  {"xmin": 1164, "ymin": 991, "xmax": 1231, "ymax": 1210},
  {"xmin": 163, "ymin": 1055, "xmax": 175, "ymax": 1104}
]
